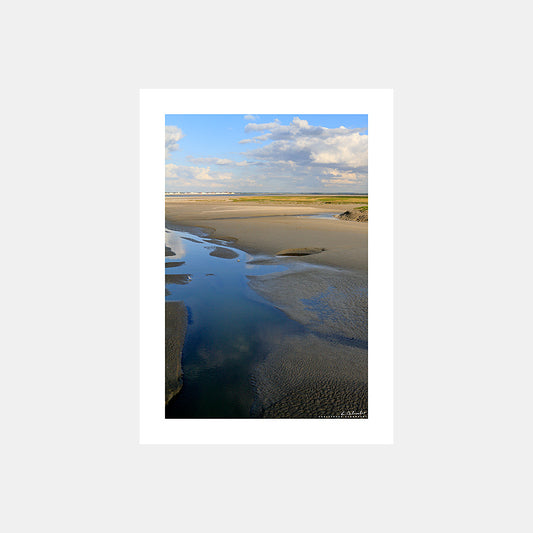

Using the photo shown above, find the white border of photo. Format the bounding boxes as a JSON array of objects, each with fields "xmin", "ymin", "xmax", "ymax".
[{"xmin": 140, "ymin": 89, "xmax": 393, "ymax": 444}]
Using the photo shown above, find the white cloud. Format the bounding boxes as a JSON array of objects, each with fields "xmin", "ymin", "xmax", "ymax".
[
  {"xmin": 165, "ymin": 163, "xmax": 265, "ymax": 192},
  {"xmin": 243, "ymin": 116, "xmax": 368, "ymax": 171},
  {"xmin": 238, "ymin": 134, "xmax": 269, "ymax": 144},
  {"xmin": 309, "ymin": 134, "xmax": 367, "ymax": 167},
  {"xmin": 244, "ymin": 114, "xmax": 259, "ymax": 121},
  {"xmin": 236, "ymin": 117, "xmax": 368, "ymax": 191},
  {"xmin": 244, "ymin": 119, "xmax": 280, "ymax": 132},
  {"xmin": 165, "ymin": 164, "xmax": 232, "ymax": 182},
  {"xmin": 186, "ymin": 156, "xmax": 254, "ymax": 167},
  {"xmin": 165, "ymin": 126, "xmax": 184, "ymax": 159},
  {"xmin": 186, "ymin": 156, "xmax": 234, "ymax": 166},
  {"xmin": 319, "ymin": 168, "xmax": 365, "ymax": 187},
  {"xmin": 322, "ymin": 179, "xmax": 358, "ymax": 186}
]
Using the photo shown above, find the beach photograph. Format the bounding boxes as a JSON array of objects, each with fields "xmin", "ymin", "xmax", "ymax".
[{"xmin": 164, "ymin": 114, "xmax": 369, "ymax": 418}]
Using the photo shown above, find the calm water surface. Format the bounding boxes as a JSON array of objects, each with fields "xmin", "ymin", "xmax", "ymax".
[{"xmin": 165, "ymin": 226, "xmax": 307, "ymax": 418}]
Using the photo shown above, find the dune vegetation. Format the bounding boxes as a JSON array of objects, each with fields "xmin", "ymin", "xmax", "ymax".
[{"xmin": 231, "ymin": 195, "xmax": 368, "ymax": 205}]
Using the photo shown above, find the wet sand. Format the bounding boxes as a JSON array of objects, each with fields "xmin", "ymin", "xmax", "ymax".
[
  {"xmin": 165, "ymin": 261, "xmax": 185, "ymax": 268},
  {"xmin": 209, "ymin": 247, "xmax": 239, "ymax": 259},
  {"xmin": 251, "ymin": 334, "xmax": 368, "ymax": 418},
  {"xmin": 165, "ymin": 197, "xmax": 368, "ymax": 417},
  {"xmin": 248, "ymin": 266, "xmax": 368, "ymax": 417},
  {"xmin": 165, "ymin": 301, "xmax": 188, "ymax": 405},
  {"xmin": 165, "ymin": 197, "xmax": 367, "ymax": 272},
  {"xmin": 248, "ymin": 268, "xmax": 367, "ymax": 343},
  {"xmin": 165, "ymin": 274, "xmax": 192, "ymax": 285}
]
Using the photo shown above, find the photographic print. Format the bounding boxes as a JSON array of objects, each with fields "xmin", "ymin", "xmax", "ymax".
[
  {"xmin": 164, "ymin": 114, "xmax": 369, "ymax": 419},
  {"xmin": 140, "ymin": 89, "xmax": 393, "ymax": 443}
]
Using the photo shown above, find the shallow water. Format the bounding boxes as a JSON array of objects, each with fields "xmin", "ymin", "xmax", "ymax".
[
  {"xmin": 296, "ymin": 212, "xmax": 340, "ymax": 220},
  {"xmin": 165, "ymin": 227, "xmax": 307, "ymax": 418}
]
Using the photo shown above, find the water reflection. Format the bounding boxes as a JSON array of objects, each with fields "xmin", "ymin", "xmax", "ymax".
[
  {"xmin": 165, "ymin": 227, "xmax": 300, "ymax": 418},
  {"xmin": 165, "ymin": 229, "xmax": 186, "ymax": 258},
  {"xmin": 297, "ymin": 212, "xmax": 340, "ymax": 220}
]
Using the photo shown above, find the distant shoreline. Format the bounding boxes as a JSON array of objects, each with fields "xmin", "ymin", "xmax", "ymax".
[{"xmin": 165, "ymin": 192, "xmax": 368, "ymax": 197}]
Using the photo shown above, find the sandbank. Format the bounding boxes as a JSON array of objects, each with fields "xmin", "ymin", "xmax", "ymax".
[
  {"xmin": 165, "ymin": 301, "xmax": 188, "ymax": 405},
  {"xmin": 209, "ymin": 247, "xmax": 239, "ymax": 259},
  {"xmin": 165, "ymin": 197, "xmax": 367, "ymax": 272}
]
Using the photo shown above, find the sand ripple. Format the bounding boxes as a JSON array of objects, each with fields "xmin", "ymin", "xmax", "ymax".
[
  {"xmin": 251, "ymin": 333, "xmax": 367, "ymax": 418},
  {"xmin": 248, "ymin": 266, "xmax": 368, "ymax": 417},
  {"xmin": 248, "ymin": 268, "xmax": 367, "ymax": 343}
]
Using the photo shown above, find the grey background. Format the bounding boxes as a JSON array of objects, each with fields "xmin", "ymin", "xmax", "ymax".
[{"xmin": 2, "ymin": 1, "xmax": 531, "ymax": 531}]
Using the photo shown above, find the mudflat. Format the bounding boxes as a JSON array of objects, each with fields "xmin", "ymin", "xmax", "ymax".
[
  {"xmin": 165, "ymin": 196, "xmax": 368, "ymax": 417},
  {"xmin": 165, "ymin": 301, "xmax": 188, "ymax": 405},
  {"xmin": 165, "ymin": 197, "xmax": 367, "ymax": 272}
]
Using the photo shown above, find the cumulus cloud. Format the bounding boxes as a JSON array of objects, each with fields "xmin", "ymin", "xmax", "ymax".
[
  {"xmin": 165, "ymin": 164, "xmax": 232, "ymax": 182},
  {"xmin": 238, "ymin": 138, "xmax": 262, "ymax": 144},
  {"xmin": 187, "ymin": 156, "xmax": 234, "ymax": 166},
  {"xmin": 165, "ymin": 126, "xmax": 184, "ymax": 159},
  {"xmin": 237, "ymin": 116, "xmax": 368, "ymax": 191},
  {"xmin": 244, "ymin": 119, "xmax": 281, "ymax": 132},
  {"xmin": 186, "ymin": 156, "xmax": 254, "ymax": 167},
  {"xmin": 165, "ymin": 163, "xmax": 263, "ymax": 192},
  {"xmin": 238, "ymin": 134, "xmax": 269, "ymax": 144},
  {"xmin": 318, "ymin": 168, "xmax": 366, "ymax": 187},
  {"xmin": 243, "ymin": 116, "xmax": 368, "ymax": 171},
  {"xmin": 244, "ymin": 114, "xmax": 259, "ymax": 121}
]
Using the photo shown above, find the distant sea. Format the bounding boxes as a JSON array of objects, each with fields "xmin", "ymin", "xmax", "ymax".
[{"xmin": 165, "ymin": 192, "xmax": 368, "ymax": 197}]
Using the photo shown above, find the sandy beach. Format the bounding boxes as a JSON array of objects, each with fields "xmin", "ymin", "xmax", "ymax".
[
  {"xmin": 165, "ymin": 197, "xmax": 368, "ymax": 271},
  {"xmin": 165, "ymin": 196, "xmax": 368, "ymax": 418}
]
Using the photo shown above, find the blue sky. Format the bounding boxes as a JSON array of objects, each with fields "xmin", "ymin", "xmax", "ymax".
[{"xmin": 165, "ymin": 114, "xmax": 368, "ymax": 193}]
